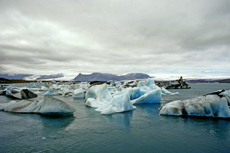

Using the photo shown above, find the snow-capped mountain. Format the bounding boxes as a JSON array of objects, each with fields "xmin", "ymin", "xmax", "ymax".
[
  {"xmin": 73, "ymin": 72, "xmax": 151, "ymax": 81},
  {"xmin": 0, "ymin": 73, "xmax": 64, "ymax": 80}
]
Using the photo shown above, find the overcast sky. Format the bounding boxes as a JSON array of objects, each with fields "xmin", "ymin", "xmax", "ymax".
[{"xmin": 0, "ymin": 0, "xmax": 230, "ymax": 79}]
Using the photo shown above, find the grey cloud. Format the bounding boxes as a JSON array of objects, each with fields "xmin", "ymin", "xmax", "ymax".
[{"xmin": 0, "ymin": 0, "xmax": 230, "ymax": 78}]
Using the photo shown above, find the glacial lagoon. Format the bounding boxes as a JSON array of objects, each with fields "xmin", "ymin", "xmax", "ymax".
[{"xmin": 1, "ymin": 83, "xmax": 230, "ymax": 153}]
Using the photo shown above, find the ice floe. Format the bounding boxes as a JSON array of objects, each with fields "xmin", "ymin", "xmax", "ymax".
[
  {"xmin": 0, "ymin": 95, "xmax": 76, "ymax": 117},
  {"xmin": 159, "ymin": 90, "xmax": 230, "ymax": 118},
  {"xmin": 73, "ymin": 88, "xmax": 85, "ymax": 98},
  {"xmin": 5, "ymin": 88, "xmax": 37, "ymax": 99},
  {"xmin": 132, "ymin": 88, "xmax": 162, "ymax": 104}
]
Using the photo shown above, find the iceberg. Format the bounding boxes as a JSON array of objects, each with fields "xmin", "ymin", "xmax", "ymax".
[
  {"xmin": 132, "ymin": 88, "xmax": 162, "ymax": 104},
  {"xmin": 39, "ymin": 96, "xmax": 76, "ymax": 116},
  {"xmin": 73, "ymin": 88, "xmax": 85, "ymax": 98},
  {"xmin": 44, "ymin": 89, "xmax": 61, "ymax": 96},
  {"xmin": 85, "ymin": 84, "xmax": 112, "ymax": 108},
  {"xmin": 62, "ymin": 89, "xmax": 73, "ymax": 97},
  {"xmin": 100, "ymin": 90, "xmax": 136, "ymax": 114},
  {"xmin": 159, "ymin": 91, "xmax": 230, "ymax": 118},
  {"xmin": 1, "ymin": 95, "xmax": 76, "ymax": 117},
  {"xmin": 39, "ymin": 86, "xmax": 49, "ymax": 91},
  {"xmin": 85, "ymin": 84, "xmax": 135, "ymax": 114},
  {"xmin": 6, "ymin": 88, "xmax": 37, "ymax": 99},
  {"xmin": 161, "ymin": 87, "xmax": 179, "ymax": 95},
  {"xmin": 28, "ymin": 82, "xmax": 36, "ymax": 88}
]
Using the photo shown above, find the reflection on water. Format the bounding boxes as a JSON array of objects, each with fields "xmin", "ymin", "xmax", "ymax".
[
  {"xmin": 40, "ymin": 116, "xmax": 75, "ymax": 129},
  {"xmin": 182, "ymin": 117, "xmax": 230, "ymax": 139},
  {"xmin": 102, "ymin": 111, "xmax": 133, "ymax": 127},
  {"xmin": 135, "ymin": 103, "xmax": 161, "ymax": 116}
]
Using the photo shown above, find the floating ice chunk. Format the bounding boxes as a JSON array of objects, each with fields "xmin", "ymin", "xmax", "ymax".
[
  {"xmin": 39, "ymin": 86, "xmax": 48, "ymax": 91},
  {"xmin": 6, "ymin": 88, "xmax": 37, "ymax": 99},
  {"xmin": 161, "ymin": 87, "xmax": 179, "ymax": 95},
  {"xmin": 39, "ymin": 96, "xmax": 76, "ymax": 116},
  {"xmin": 100, "ymin": 90, "xmax": 136, "ymax": 114},
  {"xmin": 85, "ymin": 84, "xmax": 135, "ymax": 114},
  {"xmin": 50, "ymin": 79, "xmax": 57, "ymax": 84},
  {"xmin": 29, "ymin": 82, "xmax": 36, "ymax": 88},
  {"xmin": 62, "ymin": 89, "xmax": 73, "ymax": 97},
  {"xmin": 50, "ymin": 84, "xmax": 60, "ymax": 90},
  {"xmin": 130, "ymin": 87, "xmax": 147, "ymax": 98},
  {"xmin": 137, "ymin": 81, "xmax": 146, "ymax": 87},
  {"xmin": 159, "ymin": 94, "xmax": 230, "ymax": 118},
  {"xmin": 73, "ymin": 88, "xmax": 85, "ymax": 98},
  {"xmin": 145, "ymin": 78, "xmax": 155, "ymax": 86},
  {"xmin": 77, "ymin": 82, "xmax": 90, "ymax": 90},
  {"xmin": 44, "ymin": 89, "xmax": 60, "ymax": 96},
  {"xmin": 132, "ymin": 88, "xmax": 162, "ymax": 104},
  {"xmin": 85, "ymin": 84, "xmax": 112, "ymax": 108},
  {"xmin": 2, "ymin": 96, "xmax": 76, "ymax": 117}
]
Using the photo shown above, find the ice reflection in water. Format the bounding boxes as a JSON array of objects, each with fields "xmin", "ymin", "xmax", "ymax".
[{"xmin": 102, "ymin": 111, "xmax": 133, "ymax": 127}]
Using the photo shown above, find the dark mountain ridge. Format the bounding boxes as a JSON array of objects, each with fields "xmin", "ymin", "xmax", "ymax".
[{"xmin": 74, "ymin": 72, "xmax": 151, "ymax": 81}]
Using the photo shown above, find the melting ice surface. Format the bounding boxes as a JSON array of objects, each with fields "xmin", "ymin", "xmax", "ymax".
[{"xmin": 1, "ymin": 83, "xmax": 230, "ymax": 153}]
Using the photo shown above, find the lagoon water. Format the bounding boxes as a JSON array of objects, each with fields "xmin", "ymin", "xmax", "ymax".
[{"xmin": 1, "ymin": 83, "xmax": 230, "ymax": 153}]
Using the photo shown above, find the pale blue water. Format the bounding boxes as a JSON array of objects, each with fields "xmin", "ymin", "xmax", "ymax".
[{"xmin": 0, "ymin": 83, "xmax": 230, "ymax": 153}]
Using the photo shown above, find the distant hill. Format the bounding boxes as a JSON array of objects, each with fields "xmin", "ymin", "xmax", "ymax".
[
  {"xmin": 74, "ymin": 73, "xmax": 151, "ymax": 81},
  {"xmin": 0, "ymin": 73, "xmax": 64, "ymax": 80},
  {"xmin": 37, "ymin": 73, "xmax": 64, "ymax": 80},
  {"xmin": 0, "ymin": 74, "xmax": 32, "ymax": 80}
]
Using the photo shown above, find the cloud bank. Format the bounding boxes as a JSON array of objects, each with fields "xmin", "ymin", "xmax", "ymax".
[{"xmin": 0, "ymin": 0, "xmax": 230, "ymax": 79}]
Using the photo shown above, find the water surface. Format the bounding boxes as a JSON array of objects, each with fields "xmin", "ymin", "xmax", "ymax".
[{"xmin": 1, "ymin": 83, "xmax": 230, "ymax": 153}]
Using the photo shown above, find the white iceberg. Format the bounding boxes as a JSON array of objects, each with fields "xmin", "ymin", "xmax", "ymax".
[
  {"xmin": 39, "ymin": 86, "xmax": 49, "ymax": 91},
  {"xmin": 1, "ymin": 95, "xmax": 76, "ymax": 117},
  {"xmin": 132, "ymin": 88, "xmax": 162, "ymax": 104},
  {"xmin": 100, "ymin": 90, "xmax": 136, "ymax": 114},
  {"xmin": 85, "ymin": 84, "xmax": 135, "ymax": 114},
  {"xmin": 85, "ymin": 84, "xmax": 112, "ymax": 108},
  {"xmin": 29, "ymin": 82, "xmax": 37, "ymax": 88},
  {"xmin": 6, "ymin": 88, "xmax": 37, "ymax": 99},
  {"xmin": 62, "ymin": 89, "xmax": 73, "ymax": 97},
  {"xmin": 159, "ymin": 93, "xmax": 230, "ymax": 118},
  {"xmin": 161, "ymin": 87, "xmax": 179, "ymax": 95},
  {"xmin": 73, "ymin": 88, "xmax": 85, "ymax": 98},
  {"xmin": 44, "ymin": 89, "xmax": 61, "ymax": 96}
]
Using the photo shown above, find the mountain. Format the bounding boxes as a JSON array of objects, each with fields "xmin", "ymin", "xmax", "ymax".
[
  {"xmin": 73, "ymin": 73, "xmax": 151, "ymax": 81},
  {"xmin": 37, "ymin": 73, "xmax": 64, "ymax": 80},
  {"xmin": 0, "ymin": 74, "xmax": 33, "ymax": 80},
  {"xmin": 0, "ymin": 73, "xmax": 64, "ymax": 80}
]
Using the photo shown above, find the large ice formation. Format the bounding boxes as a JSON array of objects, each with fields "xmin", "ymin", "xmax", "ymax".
[
  {"xmin": 99, "ymin": 90, "xmax": 136, "ymax": 114},
  {"xmin": 6, "ymin": 88, "xmax": 37, "ymax": 99},
  {"xmin": 1, "ymin": 95, "xmax": 76, "ymax": 117},
  {"xmin": 132, "ymin": 88, "xmax": 162, "ymax": 104},
  {"xmin": 85, "ymin": 84, "xmax": 112, "ymax": 108},
  {"xmin": 73, "ymin": 88, "xmax": 85, "ymax": 98},
  {"xmin": 159, "ymin": 90, "xmax": 230, "ymax": 118},
  {"xmin": 85, "ymin": 84, "xmax": 135, "ymax": 114},
  {"xmin": 44, "ymin": 89, "xmax": 60, "ymax": 96}
]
